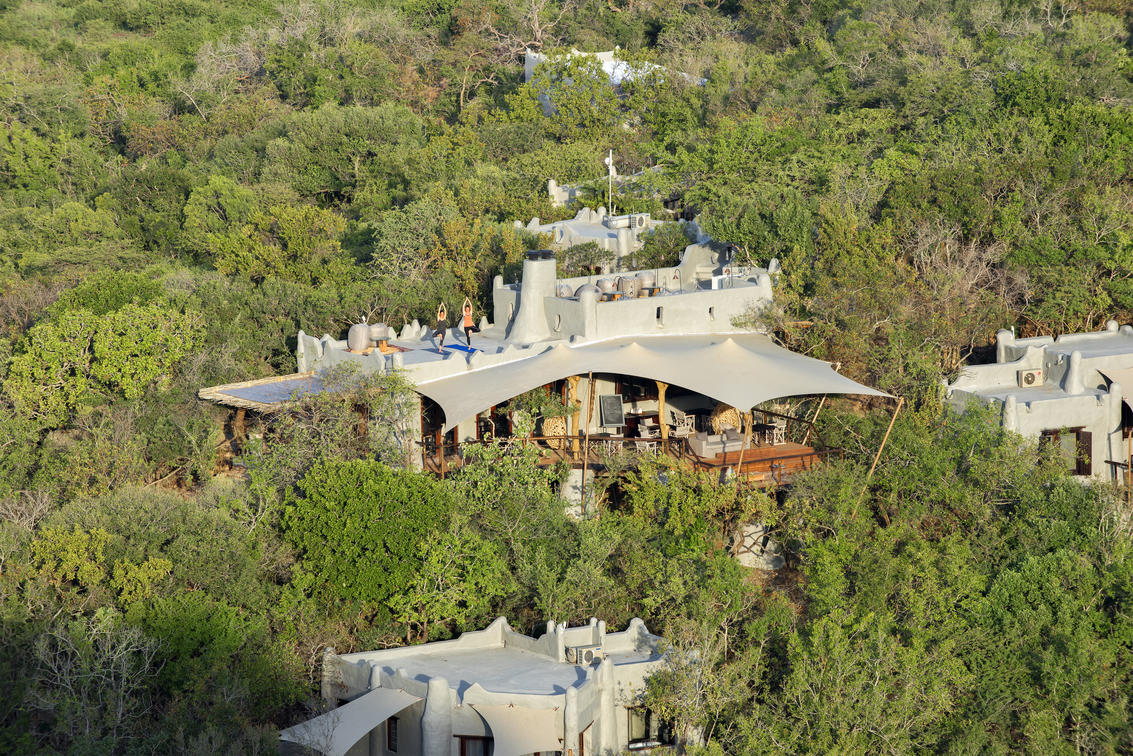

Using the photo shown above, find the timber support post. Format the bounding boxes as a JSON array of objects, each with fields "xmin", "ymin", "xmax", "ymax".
[
  {"xmin": 736, "ymin": 410, "xmax": 751, "ymax": 483},
  {"xmin": 852, "ymin": 396, "xmax": 905, "ymax": 521},
  {"xmin": 656, "ymin": 381, "xmax": 669, "ymax": 452},
  {"xmin": 582, "ymin": 371, "xmax": 595, "ymax": 512},
  {"xmin": 568, "ymin": 375, "xmax": 581, "ymax": 460},
  {"xmin": 802, "ymin": 396, "xmax": 826, "ymax": 446},
  {"xmin": 233, "ymin": 408, "xmax": 246, "ymax": 444},
  {"xmin": 438, "ymin": 428, "xmax": 446, "ymax": 480}
]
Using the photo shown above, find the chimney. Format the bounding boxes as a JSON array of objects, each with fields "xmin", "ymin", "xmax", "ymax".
[
  {"xmin": 995, "ymin": 328, "xmax": 1015, "ymax": 363},
  {"xmin": 506, "ymin": 250, "xmax": 557, "ymax": 343},
  {"xmin": 1063, "ymin": 350, "xmax": 1084, "ymax": 394}
]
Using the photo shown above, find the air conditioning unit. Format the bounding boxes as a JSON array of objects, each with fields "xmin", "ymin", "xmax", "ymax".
[
  {"xmin": 566, "ymin": 644, "xmax": 604, "ymax": 665},
  {"xmin": 1017, "ymin": 369, "xmax": 1043, "ymax": 388}
]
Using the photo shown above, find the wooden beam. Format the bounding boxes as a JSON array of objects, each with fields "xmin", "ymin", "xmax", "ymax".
[
  {"xmin": 656, "ymin": 381, "xmax": 669, "ymax": 450},
  {"xmin": 865, "ymin": 397, "xmax": 904, "ymax": 480},
  {"xmin": 852, "ymin": 397, "xmax": 905, "ymax": 520},
  {"xmin": 736, "ymin": 410, "xmax": 750, "ymax": 483},
  {"xmin": 801, "ymin": 396, "xmax": 826, "ymax": 446},
  {"xmin": 438, "ymin": 428, "xmax": 446, "ymax": 480},
  {"xmin": 233, "ymin": 408, "xmax": 246, "ymax": 443}
]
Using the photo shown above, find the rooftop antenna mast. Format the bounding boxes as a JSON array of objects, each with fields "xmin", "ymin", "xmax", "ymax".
[{"xmin": 604, "ymin": 150, "xmax": 615, "ymax": 217}]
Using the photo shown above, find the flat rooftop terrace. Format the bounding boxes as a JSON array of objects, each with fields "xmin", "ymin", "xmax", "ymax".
[
  {"xmin": 1009, "ymin": 325, "xmax": 1133, "ymax": 360},
  {"xmin": 359, "ymin": 645, "xmax": 660, "ymax": 696},
  {"xmin": 197, "ymin": 373, "xmax": 324, "ymax": 411},
  {"xmin": 959, "ymin": 384, "xmax": 1107, "ymax": 402}
]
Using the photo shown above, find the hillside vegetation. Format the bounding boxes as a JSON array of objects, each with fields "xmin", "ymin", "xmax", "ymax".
[{"xmin": 1, "ymin": 0, "xmax": 1131, "ymax": 753}]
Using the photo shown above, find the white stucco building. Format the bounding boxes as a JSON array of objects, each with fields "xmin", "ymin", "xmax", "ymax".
[
  {"xmin": 945, "ymin": 322, "xmax": 1133, "ymax": 479},
  {"xmin": 523, "ymin": 49, "xmax": 705, "ymax": 99},
  {"xmin": 524, "ymin": 48, "xmax": 661, "ymax": 89},
  {"xmin": 522, "ymin": 48, "xmax": 705, "ymax": 119},
  {"xmin": 281, "ymin": 617, "xmax": 674, "ymax": 756},
  {"xmin": 200, "ymin": 218, "xmax": 885, "ymax": 486},
  {"xmin": 516, "ymin": 205, "xmax": 679, "ymax": 269}
]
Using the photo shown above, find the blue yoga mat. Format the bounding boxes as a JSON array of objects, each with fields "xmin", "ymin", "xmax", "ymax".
[{"xmin": 444, "ymin": 343, "xmax": 478, "ymax": 353}]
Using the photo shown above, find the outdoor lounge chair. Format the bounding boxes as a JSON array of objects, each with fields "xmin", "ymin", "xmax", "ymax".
[
  {"xmin": 722, "ymin": 428, "xmax": 745, "ymax": 451},
  {"xmin": 689, "ymin": 431, "xmax": 727, "ymax": 458}
]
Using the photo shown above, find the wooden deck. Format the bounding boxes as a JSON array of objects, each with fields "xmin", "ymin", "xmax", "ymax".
[
  {"xmin": 421, "ymin": 436, "xmax": 837, "ymax": 487},
  {"xmin": 690, "ymin": 442, "xmax": 834, "ymax": 485}
]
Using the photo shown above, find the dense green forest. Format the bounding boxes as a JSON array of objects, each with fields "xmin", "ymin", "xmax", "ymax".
[{"xmin": 1, "ymin": 0, "xmax": 1132, "ymax": 752}]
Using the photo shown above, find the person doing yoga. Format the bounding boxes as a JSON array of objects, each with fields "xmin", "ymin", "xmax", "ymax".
[
  {"xmin": 461, "ymin": 297, "xmax": 480, "ymax": 346},
  {"xmin": 432, "ymin": 303, "xmax": 448, "ymax": 351}
]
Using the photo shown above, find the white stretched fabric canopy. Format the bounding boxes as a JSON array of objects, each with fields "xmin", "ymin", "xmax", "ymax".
[
  {"xmin": 279, "ymin": 687, "xmax": 420, "ymax": 756},
  {"xmin": 471, "ymin": 704, "xmax": 565, "ymax": 756},
  {"xmin": 415, "ymin": 334, "xmax": 889, "ymax": 431}
]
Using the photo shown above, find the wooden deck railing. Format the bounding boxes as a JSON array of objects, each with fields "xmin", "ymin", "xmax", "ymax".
[
  {"xmin": 418, "ymin": 434, "xmax": 840, "ymax": 486},
  {"xmin": 752, "ymin": 407, "xmax": 825, "ymax": 447},
  {"xmin": 421, "ymin": 434, "xmax": 696, "ymax": 464},
  {"xmin": 692, "ymin": 447, "xmax": 844, "ymax": 486}
]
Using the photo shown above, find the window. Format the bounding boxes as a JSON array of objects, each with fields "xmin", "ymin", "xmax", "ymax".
[
  {"xmin": 456, "ymin": 735, "xmax": 492, "ymax": 756},
  {"xmin": 386, "ymin": 716, "xmax": 398, "ymax": 753},
  {"xmin": 1040, "ymin": 428, "xmax": 1092, "ymax": 475},
  {"xmin": 620, "ymin": 377, "xmax": 658, "ymax": 402},
  {"xmin": 655, "ymin": 306, "xmax": 664, "ymax": 325},
  {"xmin": 627, "ymin": 708, "xmax": 674, "ymax": 750},
  {"xmin": 708, "ymin": 306, "xmax": 715, "ymax": 321}
]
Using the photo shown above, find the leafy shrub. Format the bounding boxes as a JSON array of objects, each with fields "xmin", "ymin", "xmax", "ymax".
[{"xmin": 282, "ymin": 460, "xmax": 457, "ymax": 614}]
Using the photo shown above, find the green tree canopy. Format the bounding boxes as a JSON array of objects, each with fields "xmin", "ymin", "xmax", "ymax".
[
  {"xmin": 282, "ymin": 460, "xmax": 457, "ymax": 613},
  {"xmin": 209, "ymin": 203, "xmax": 354, "ymax": 285},
  {"xmin": 4, "ymin": 303, "xmax": 202, "ymax": 425}
]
